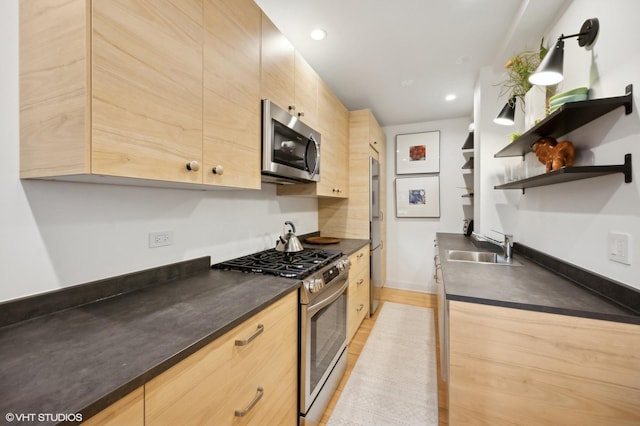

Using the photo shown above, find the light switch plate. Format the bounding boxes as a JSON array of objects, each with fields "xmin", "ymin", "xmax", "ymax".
[{"xmin": 608, "ymin": 232, "xmax": 631, "ymax": 265}]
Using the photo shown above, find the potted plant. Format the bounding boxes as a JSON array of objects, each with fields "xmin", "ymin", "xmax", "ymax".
[
  {"xmin": 498, "ymin": 39, "xmax": 548, "ymax": 108},
  {"xmin": 499, "ymin": 39, "xmax": 550, "ymax": 130}
]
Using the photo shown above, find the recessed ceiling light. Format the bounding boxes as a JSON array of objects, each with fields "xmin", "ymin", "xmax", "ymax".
[
  {"xmin": 310, "ymin": 29, "xmax": 327, "ymax": 41},
  {"xmin": 445, "ymin": 94, "xmax": 457, "ymax": 101},
  {"xmin": 401, "ymin": 79, "xmax": 414, "ymax": 87}
]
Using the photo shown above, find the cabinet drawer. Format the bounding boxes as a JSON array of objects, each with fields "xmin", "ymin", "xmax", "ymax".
[
  {"xmin": 349, "ymin": 246, "xmax": 369, "ymax": 276},
  {"xmin": 145, "ymin": 292, "xmax": 298, "ymax": 425},
  {"xmin": 347, "ymin": 246, "xmax": 371, "ymax": 343},
  {"xmin": 347, "ymin": 265, "xmax": 370, "ymax": 343},
  {"xmin": 350, "ymin": 271, "xmax": 370, "ymax": 296}
]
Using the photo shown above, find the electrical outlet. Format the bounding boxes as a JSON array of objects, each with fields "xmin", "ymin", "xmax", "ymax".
[
  {"xmin": 608, "ymin": 232, "xmax": 631, "ymax": 265},
  {"xmin": 149, "ymin": 231, "xmax": 173, "ymax": 248}
]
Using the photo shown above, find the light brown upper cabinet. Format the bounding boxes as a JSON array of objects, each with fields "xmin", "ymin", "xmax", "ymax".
[
  {"xmin": 21, "ymin": 0, "xmax": 203, "ymax": 184},
  {"xmin": 317, "ymin": 80, "xmax": 349, "ymax": 197},
  {"xmin": 277, "ymin": 79, "xmax": 349, "ymax": 198},
  {"xmin": 203, "ymin": 0, "xmax": 261, "ymax": 189},
  {"xmin": 319, "ymin": 109, "xmax": 387, "ymax": 281},
  {"xmin": 293, "ymin": 51, "xmax": 319, "ymax": 130},
  {"xmin": 20, "ymin": 0, "xmax": 261, "ymax": 190},
  {"xmin": 260, "ymin": 13, "xmax": 318, "ymax": 128},
  {"xmin": 369, "ymin": 115, "xmax": 387, "ymax": 155},
  {"xmin": 262, "ymin": 14, "xmax": 347, "ymax": 198},
  {"xmin": 260, "ymin": 13, "xmax": 295, "ymax": 115},
  {"xmin": 319, "ymin": 109, "xmax": 387, "ymax": 236}
]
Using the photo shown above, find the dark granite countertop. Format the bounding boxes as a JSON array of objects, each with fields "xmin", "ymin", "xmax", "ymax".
[
  {"xmin": 437, "ymin": 232, "xmax": 640, "ymax": 324},
  {"xmin": 0, "ymin": 267, "xmax": 299, "ymax": 424},
  {"xmin": 0, "ymin": 237, "xmax": 367, "ymax": 424}
]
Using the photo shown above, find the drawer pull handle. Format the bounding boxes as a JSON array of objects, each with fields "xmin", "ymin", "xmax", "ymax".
[
  {"xmin": 234, "ymin": 386, "xmax": 264, "ymax": 417},
  {"xmin": 357, "ymin": 252, "xmax": 364, "ymax": 259},
  {"xmin": 235, "ymin": 324, "xmax": 264, "ymax": 346},
  {"xmin": 356, "ymin": 304, "xmax": 364, "ymax": 312},
  {"xmin": 357, "ymin": 278, "xmax": 364, "ymax": 285}
]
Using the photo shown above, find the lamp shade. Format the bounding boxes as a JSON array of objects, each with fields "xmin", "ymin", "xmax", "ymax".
[
  {"xmin": 529, "ymin": 38, "xmax": 564, "ymax": 86},
  {"xmin": 494, "ymin": 98, "xmax": 516, "ymax": 126}
]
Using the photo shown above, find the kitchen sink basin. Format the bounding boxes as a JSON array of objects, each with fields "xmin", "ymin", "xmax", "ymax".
[{"xmin": 446, "ymin": 250, "xmax": 521, "ymax": 266}]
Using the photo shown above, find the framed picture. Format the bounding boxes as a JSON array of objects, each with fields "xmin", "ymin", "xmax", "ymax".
[
  {"xmin": 395, "ymin": 176, "xmax": 440, "ymax": 218},
  {"xmin": 395, "ymin": 131, "xmax": 440, "ymax": 174}
]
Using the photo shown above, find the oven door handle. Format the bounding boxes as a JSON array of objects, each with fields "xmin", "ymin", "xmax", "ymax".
[
  {"xmin": 307, "ymin": 277, "xmax": 349, "ymax": 317},
  {"xmin": 307, "ymin": 135, "xmax": 320, "ymax": 179}
]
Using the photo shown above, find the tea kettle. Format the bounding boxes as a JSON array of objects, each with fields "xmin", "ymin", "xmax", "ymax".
[{"xmin": 275, "ymin": 221, "xmax": 304, "ymax": 253}]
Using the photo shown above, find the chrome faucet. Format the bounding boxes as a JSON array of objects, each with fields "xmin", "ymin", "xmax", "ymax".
[{"xmin": 471, "ymin": 230, "xmax": 514, "ymax": 260}]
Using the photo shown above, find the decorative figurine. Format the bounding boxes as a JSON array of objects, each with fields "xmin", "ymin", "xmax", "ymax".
[{"xmin": 532, "ymin": 137, "xmax": 575, "ymax": 172}]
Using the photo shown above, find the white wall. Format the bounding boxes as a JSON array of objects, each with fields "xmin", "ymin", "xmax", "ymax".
[
  {"xmin": 0, "ymin": 0, "xmax": 318, "ymax": 302},
  {"xmin": 473, "ymin": 66, "xmax": 521, "ymax": 237},
  {"xmin": 383, "ymin": 118, "xmax": 471, "ymax": 293},
  {"xmin": 476, "ymin": 0, "xmax": 640, "ymax": 289}
]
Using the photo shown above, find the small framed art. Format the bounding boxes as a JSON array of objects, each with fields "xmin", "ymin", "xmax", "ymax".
[
  {"xmin": 395, "ymin": 176, "xmax": 440, "ymax": 218},
  {"xmin": 395, "ymin": 131, "xmax": 440, "ymax": 174}
]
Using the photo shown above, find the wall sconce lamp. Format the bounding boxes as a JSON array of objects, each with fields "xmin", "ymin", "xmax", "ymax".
[
  {"xmin": 529, "ymin": 18, "xmax": 599, "ymax": 86},
  {"xmin": 494, "ymin": 98, "xmax": 516, "ymax": 126}
]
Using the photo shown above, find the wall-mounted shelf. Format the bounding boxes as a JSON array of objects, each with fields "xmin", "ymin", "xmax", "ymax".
[
  {"xmin": 462, "ymin": 131, "xmax": 474, "ymax": 150},
  {"xmin": 462, "ymin": 129, "xmax": 474, "ymax": 209},
  {"xmin": 495, "ymin": 154, "xmax": 632, "ymax": 193},
  {"xmin": 494, "ymin": 84, "xmax": 633, "ymax": 158}
]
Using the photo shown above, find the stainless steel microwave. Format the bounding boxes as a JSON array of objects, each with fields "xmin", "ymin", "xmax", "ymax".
[{"xmin": 261, "ymin": 99, "xmax": 321, "ymax": 184}]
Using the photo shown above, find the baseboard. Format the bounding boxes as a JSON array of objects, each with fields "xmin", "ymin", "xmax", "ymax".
[{"xmin": 385, "ymin": 280, "xmax": 436, "ymax": 294}]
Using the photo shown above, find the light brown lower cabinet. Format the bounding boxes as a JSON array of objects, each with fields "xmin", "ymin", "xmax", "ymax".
[
  {"xmin": 144, "ymin": 291, "xmax": 298, "ymax": 425},
  {"xmin": 82, "ymin": 387, "xmax": 143, "ymax": 426},
  {"xmin": 448, "ymin": 300, "xmax": 640, "ymax": 425},
  {"xmin": 347, "ymin": 247, "xmax": 370, "ymax": 343}
]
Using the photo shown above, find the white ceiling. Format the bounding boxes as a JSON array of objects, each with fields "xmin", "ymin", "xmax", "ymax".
[{"xmin": 255, "ymin": 0, "xmax": 571, "ymax": 126}]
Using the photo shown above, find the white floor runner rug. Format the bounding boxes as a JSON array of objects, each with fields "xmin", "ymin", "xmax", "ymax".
[{"xmin": 328, "ymin": 302, "xmax": 438, "ymax": 426}]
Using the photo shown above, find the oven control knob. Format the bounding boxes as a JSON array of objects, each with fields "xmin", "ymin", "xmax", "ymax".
[
  {"xmin": 307, "ymin": 278, "xmax": 324, "ymax": 293},
  {"xmin": 304, "ymin": 279, "xmax": 313, "ymax": 293},
  {"xmin": 336, "ymin": 258, "xmax": 350, "ymax": 272}
]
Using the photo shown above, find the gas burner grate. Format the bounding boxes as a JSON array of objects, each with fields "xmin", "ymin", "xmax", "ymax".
[{"xmin": 212, "ymin": 248, "xmax": 342, "ymax": 279}]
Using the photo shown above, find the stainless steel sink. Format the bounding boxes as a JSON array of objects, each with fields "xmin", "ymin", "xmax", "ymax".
[{"xmin": 446, "ymin": 250, "xmax": 521, "ymax": 266}]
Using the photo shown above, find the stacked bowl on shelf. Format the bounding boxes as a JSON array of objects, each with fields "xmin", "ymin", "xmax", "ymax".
[{"xmin": 548, "ymin": 87, "xmax": 589, "ymax": 114}]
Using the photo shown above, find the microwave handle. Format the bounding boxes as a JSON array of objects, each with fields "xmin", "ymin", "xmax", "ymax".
[{"xmin": 307, "ymin": 136, "xmax": 320, "ymax": 179}]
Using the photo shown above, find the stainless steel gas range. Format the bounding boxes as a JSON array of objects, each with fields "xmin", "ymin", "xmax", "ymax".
[{"xmin": 213, "ymin": 247, "xmax": 350, "ymax": 426}]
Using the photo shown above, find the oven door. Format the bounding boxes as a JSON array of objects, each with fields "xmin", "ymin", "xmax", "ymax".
[{"xmin": 300, "ymin": 277, "xmax": 348, "ymax": 416}]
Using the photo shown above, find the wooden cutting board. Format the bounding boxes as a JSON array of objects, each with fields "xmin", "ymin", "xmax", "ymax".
[{"xmin": 305, "ymin": 236, "xmax": 341, "ymax": 245}]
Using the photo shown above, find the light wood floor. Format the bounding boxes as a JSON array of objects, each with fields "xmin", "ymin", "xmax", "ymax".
[{"xmin": 319, "ymin": 287, "xmax": 448, "ymax": 425}]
